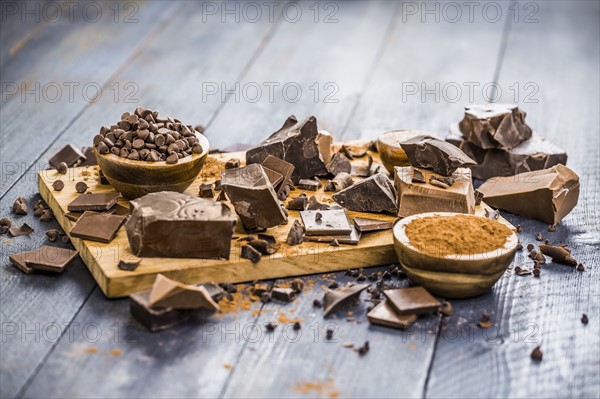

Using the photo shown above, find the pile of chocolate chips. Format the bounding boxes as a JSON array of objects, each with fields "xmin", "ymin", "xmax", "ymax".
[{"xmin": 94, "ymin": 107, "xmax": 203, "ymax": 164}]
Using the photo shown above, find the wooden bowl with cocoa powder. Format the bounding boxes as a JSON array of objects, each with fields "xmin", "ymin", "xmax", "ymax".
[{"xmin": 392, "ymin": 212, "xmax": 519, "ymax": 298}]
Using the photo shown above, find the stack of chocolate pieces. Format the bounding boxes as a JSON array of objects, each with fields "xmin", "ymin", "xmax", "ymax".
[
  {"xmin": 67, "ymin": 192, "xmax": 129, "ymax": 243},
  {"xmin": 9, "ymin": 245, "xmax": 78, "ymax": 274},
  {"xmin": 447, "ymin": 104, "xmax": 567, "ymax": 180},
  {"xmin": 300, "ymin": 208, "xmax": 361, "ymax": 245},
  {"xmin": 367, "ymin": 286, "xmax": 441, "ymax": 330}
]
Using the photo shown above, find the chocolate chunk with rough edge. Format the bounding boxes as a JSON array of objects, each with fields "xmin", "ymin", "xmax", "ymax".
[
  {"xmin": 322, "ymin": 283, "xmax": 369, "ymax": 317},
  {"xmin": 332, "ymin": 172, "xmax": 397, "ymax": 214},
  {"xmin": 331, "ymin": 172, "xmax": 353, "ymax": 192},
  {"xmin": 67, "ymin": 192, "xmax": 121, "ymax": 212},
  {"xmin": 12, "ymin": 196, "xmax": 28, "ymax": 215},
  {"xmin": 286, "ymin": 194, "xmax": 308, "ymax": 211},
  {"xmin": 49, "ymin": 144, "xmax": 86, "ymax": 168},
  {"xmin": 271, "ymin": 287, "xmax": 296, "ymax": 302},
  {"xmin": 400, "ymin": 135, "xmax": 476, "ymax": 176},
  {"xmin": 149, "ymin": 274, "xmax": 219, "ymax": 311},
  {"xmin": 245, "ymin": 115, "xmax": 328, "ymax": 183},
  {"xmin": 241, "ymin": 245, "xmax": 262, "ymax": 263},
  {"xmin": 261, "ymin": 155, "xmax": 294, "ymax": 194},
  {"xmin": 326, "ymin": 152, "xmax": 352, "ymax": 176},
  {"xmin": 8, "ymin": 223, "xmax": 34, "ymax": 237},
  {"xmin": 130, "ymin": 290, "xmax": 193, "ymax": 332},
  {"xmin": 286, "ymin": 220, "xmax": 304, "ymax": 245}
]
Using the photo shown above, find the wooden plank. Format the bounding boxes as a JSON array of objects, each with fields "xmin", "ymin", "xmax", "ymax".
[{"xmin": 426, "ymin": 2, "xmax": 600, "ymax": 398}]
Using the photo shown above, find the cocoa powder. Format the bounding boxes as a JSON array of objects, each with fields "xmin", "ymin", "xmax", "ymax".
[{"xmin": 405, "ymin": 214, "xmax": 512, "ymax": 255}]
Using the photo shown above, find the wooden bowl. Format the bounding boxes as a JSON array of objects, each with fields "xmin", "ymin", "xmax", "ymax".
[
  {"xmin": 94, "ymin": 133, "xmax": 209, "ymax": 199},
  {"xmin": 392, "ymin": 212, "xmax": 519, "ymax": 298},
  {"xmin": 376, "ymin": 130, "xmax": 432, "ymax": 173}
]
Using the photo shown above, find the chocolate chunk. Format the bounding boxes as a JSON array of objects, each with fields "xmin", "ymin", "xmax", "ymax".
[
  {"xmin": 331, "ymin": 172, "xmax": 353, "ymax": 192},
  {"xmin": 271, "ymin": 287, "xmax": 296, "ymax": 302},
  {"xmin": 39, "ymin": 209, "xmax": 53, "ymax": 222},
  {"xmin": 478, "ymin": 165, "xmax": 579, "ymax": 224},
  {"xmin": 221, "ymin": 164, "xmax": 287, "ymax": 230},
  {"xmin": 539, "ymin": 244, "xmax": 577, "ymax": 266},
  {"xmin": 241, "ymin": 245, "xmax": 262, "ymax": 263},
  {"xmin": 248, "ymin": 239, "xmax": 278, "ymax": 255},
  {"xmin": 225, "ymin": 158, "xmax": 240, "ymax": 169},
  {"xmin": 49, "ymin": 144, "xmax": 86, "ymax": 168},
  {"xmin": 10, "ymin": 245, "xmax": 77, "ymax": 274},
  {"xmin": 305, "ymin": 227, "xmax": 361, "ymax": 245},
  {"xmin": 67, "ymin": 192, "xmax": 120, "ymax": 212},
  {"xmin": 265, "ymin": 323, "xmax": 276, "ymax": 332},
  {"xmin": 45, "ymin": 229, "xmax": 61, "ymax": 241},
  {"xmin": 458, "ymin": 104, "xmax": 533, "ymax": 149},
  {"xmin": 246, "ymin": 116, "xmax": 328, "ymax": 183},
  {"xmin": 12, "ymin": 197, "xmax": 29, "ymax": 215},
  {"xmin": 351, "ymin": 154, "xmax": 374, "ymax": 177},
  {"xmin": 307, "ymin": 195, "xmax": 330, "ymax": 211},
  {"xmin": 126, "ymin": 192, "xmax": 236, "ymax": 259},
  {"xmin": 326, "ymin": 152, "xmax": 352, "ymax": 176},
  {"xmin": 411, "ymin": 169, "xmax": 425, "ymax": 183},
  {"xmin": 447, "ymin": 125, "xmax": 567, "ymax": 180},
  {"xmin": 199, "ymin": 183, "xmax": 215, "ymax": 198},
  {"xmin": 79, "ymin": 147, "xmax": 98, "ymax": 166},
  {"xmin": 581, "ymin": 314, "xmax": 589, "ymax": 324},
  {"xmin": 530, "ymin": 346, "xmax": 543, "ymax": 361},
  {"xmin": 353, "ymin": 217, "xmax": 393, "ymax": 232},
  {"xmin": 290, "ymin": 278, "xmax": 304, "ymax": 293},
  {"xmin": 298, "ymin": 179, "xmax": 320, "ymax": 191},
  {"xmin": 8, "ymin": 223, "xmax": 34, "ymax": 237},
  {"xmin": 332, "ymin": 172, "xmax": 397, "ymax": 214},
  {"xmin": 439, "ymin": 301, "xmax": 453, "ymax": 317},
  {"xmin": 286, "ymin": 220, "xmax": 304, "ymax": 245},
  {"xmin": 286, "ymin": 194, "xmax": 308, "ymax": 211},
  {"xmin": 326, "ymin": 328, "xmax": 334, "ymax": 340},
  {"xmin": 367, "ymin": 300, "xmax": 417, "ymax": 330},
  {"xmin": 577, "ymin": 263, "xmax": 585, "ymax": 272},
  {"xmin": 400, "ymin": 135, "xmax": 476, "ymax": 176},
  {"xmin": 251, "ymin": 283, "xmax": 269, "ymax": 296},
  {"xmin": 301, "ymin": 209, "xmax": 352, "ymax": 236},
  {"xmin": 70, "ymin": 211, "xmax": 127, "ymax": 243},
  {"xmin": 394, "ymin": 166, "xmax": 475, "ymax": 217},
  {"xmin": 130, "ymin": 290, "xmax": 193, "ymax": 332},
  {"xmin": 322, "ymin": 283, "xmax": 369, "ymax": 317},
  {"xmin": 52, "ymin": 180, "xmax": 65, "ymax": 191},
  {"xmin": 148, "ymin": 275, "xmax": 219, "ymax": 311},
  {"xmin": 118, "ymin": 256, "xmax": 141, "ymax": 271},
  {"xmin": 0, "ymin": 218, "xmax": 11, "ymax": 233},
  {"xmin": 383, "ymin": 287, "xmax": 440, "ymax": 315}
]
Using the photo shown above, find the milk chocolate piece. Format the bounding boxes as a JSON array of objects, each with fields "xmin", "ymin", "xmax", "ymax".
[
  {"xmin": 271, "ymin": 287, "xmax": 296, "ymax": 302},
  {"xmin": 221, "ymin": 164, "xmax": 287, "ymax": 230},
  {"xmin": 9, "ymin": 249, "xmax": 37, "ymax": 273},
  {"xmin": 353, "ymin": 217, "xmax": 393, "ymax": 232},
  {"xmin": 331, "ymin": 172, "xmax": 353, "ymax": 192},
  {"xmin": 332, "ymin": 173, "xmax": 397, "ymax": 214},
  {"xmin": 298, "ymin": 179, "xmax": 320, "ymax": 191},
  {"xmin": 367, "ymin": 300, "xmax": 417, "ymax": 330},
  {"xmin": 70, "ymin": 211, "xmax": 127, "ymax": 243},
  {"xmin": 67, "ymin": 192, "xmax": 121, "ymax": 212},
  {"xmin": 12, "ymin": 196, "xmax": 28, "ymax": 215},
  {"xmin": 286, "ymin": 220, "xmax": 304, "ymax": 245},
  {"xmin": 8, "ymin": 223, "xmax": 34, "ymax": 237},
  {"xmin": 130, "ymin": 290, "xmax": 193, "ymax": 332},
  {"xmin": 245, "ymin": 115, "xmax": 328, "ymax": 183},
  {"xmin": 400, "ymin": 135, "xmax": 476, "ymax": 176},
  {"xmin": 447, "ymin": 124, "xmax": 568, "ymax": 180},
  {"xmin": 304, "ymin": 225, "xmax": 362, "ymax": 245},
  {"xmin": 261, "ymin": 155, "xmax": 295, "ymax": 195},
  {"xmin": 383, "ymin": 287, "xmax": 440, "ymax": 315},
  {"xmin": 149, "ymin": 274, "xmax": 219, "ymax": 311},
  {"xmin": 10, "ymin": 246, "xmax": 77, "ymax": 274},
  {"xmin": 326, "ymin": 152, "xmax": 351, "ymax": 175},
  {"xmin": 394, "ymin": 166, "xmax": 475, "ymax": 217},
  {"xmin": 539, "ymin": 244, "xmax": 577, "ymax": 266},
  {"xmin": 477, "ymin": 165, "xmax": 579, "ymax": 224},
  {"xmin": 286, "ymin": 194, "xmax": 308, "ymax": 211},
  {"xmin": 301, "ymin": 209, "xmax": 352, "ymax": 236},
  {"xmin": 49, "ymin": 144, "xmax": 86, "ymax": 168},
  {"xmin": 458, "ymin": 104, "xmax": 532, "ymax": 150},
  {"xmin": 317, "ymin": 130, "xmax": 334, "ymax": 164},
  {"xmin": 322, "ymin": 283, "xmax": 369, "ymax": 317},
  {"xmin": 126, "ymin": 192, "xmax": 237, "ymax": 258}
]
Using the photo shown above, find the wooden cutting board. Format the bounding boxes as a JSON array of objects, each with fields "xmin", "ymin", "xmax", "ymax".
[{"xmin": 38, "ymin": 144, "xmax": 510, "ymax": 298}]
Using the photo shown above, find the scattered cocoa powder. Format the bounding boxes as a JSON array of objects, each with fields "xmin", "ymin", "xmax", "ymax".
[{"xmin": 405, "ymin": 215, "xmax": 513, "ymax": 256}]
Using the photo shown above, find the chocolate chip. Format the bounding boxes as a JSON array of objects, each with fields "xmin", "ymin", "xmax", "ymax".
[
  {"xmin": 51, "ymin": 179, "xmax": 65, "ymax": 191},
  {"xmin": 527, "ymin": 243, "xmax": 535, "ymax": 252},
  {"xmin": 265, "ymin": 323, "xmax": 276, "ymax": 332},
  {"xmin": 313, "ymin": 299, "xmax": 322, "ymax": 308},
  {"xmin": 516, "ymin": 241, "xmax": 523, "ymax": 250},
  {"xmin": 356, "ymin": 341, "xmax": 370, "ymax": 356},
  {"xmin": 56, "ymin": 162, "xmax": 68, "ymax": 174},
  {"xmin": 75, "ymin": 181, "xmax": 88, "ymax": 193},
  {"xmin": 581, "ymin": 314, "xmax": 588, "ymax": 324},
  {"xmin": 577, "ymin": 263, "xmax": 585, "ymax": 272},
  {"xmin": 536, "ymin": 232, "xmax": 543, "ymax": 241},
  {"xmin": 326, "ymin": 328, "xmax": 334, "ymax": 340},
  {"xmin": 530, "ymin": 346, "xmax": 543, "ymax": 361},
  {"xmin": 166, "ymin": 152, "xmax": 179, "ymax": 164},
  {"xmin": 293, "ymin": 322, "xmax": 301, "ymax": 331},
  {"xmin": 516, "ymin": 224, "xmax": 522, "ymax": 233},
  {"xmin": 40, "ymin": 209, "xmax": 53, "ymax": 222},
  {"xmin": 533, "ymin": 268, "xmax": 541, "ymax": 277},
  {"xmin": 132, "ymin": 139, "xmax": 145, "ymax": 150},
  {"xmin": 46, "ymin": 229, "xmax": 60, "ymax": 242},
  {"xmin": 97, "ymin": 141, "xmax": 109, "ymax": 154}
]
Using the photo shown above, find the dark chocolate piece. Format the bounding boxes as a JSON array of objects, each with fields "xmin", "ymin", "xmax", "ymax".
[
  {"xmin": 118, "ymin": 256, "xmax": 141, "ymax": 271},
  {"xmin": 326, "ymin": 152, "xmax": 351, "ymax": 176},
  {"xmin": 307, "ymin": 195, "xmax": 331, "ymax": 211},
  {"xmin": 367, "ymin": 300, "xmax": 417, "ymax": 330},
  {"xmin": 351, "ymin": 154, "xmax": 373, "ymax": 177},
  {"xmin": 411, "ymin": 169, "xmax": 425, "ymax": 183},
  {"xmin": 70, "ymin": 211, "xmax": 127, "ymax": 243},
  {"xmin": 199, "ymin": 183, "xmax": 215, "ymax": 198},
  {"xmin": 216, "ymin": 190, "xmax": 227, "ymax": 201},
  {"xmin": 251, "ymin": 283, "xmax": 270, "ymax": 296},
  {"xmin": 383, "ymin": 287, "xmax": 440, "ymax": 315},
  {"xmin": 8, "ymin": 223, "xmax": 34, "ymax": 237},
  {"xmin": 304, "ymin": 226, "xmax": 362, "ymax": 245},
  {"xmin": 271, "ymin": 287, "xmax": 296, "ymax": 302},
  {"xmin": 332, "ymin": 173, "xmax": 397, "ymax": 214},
  {"xmin": 539, "ymin": 244, "xmax": 577, "ymax": 266},
  {"xmin": 9, "ymin": 249, "xmax": 37, "ymax": 273},
  {"xmin": 458, "ymin": 104, "xmax": 532, "ymax": 150},
  {"xmin": 12, "ymin": 196, "xmax": 28, "ymax": 215},
  {"xmin": 246, "ymin": 115, "xmax": 328, "ymax": 183},
  {"xmin": 225, "ymin": 158, "xmax": 240, "ymax": 169},
  {"xmin": 221, "ymin": 164, "xmax": 287, "ymax": 230},
  {"xmin": 67, "ymin": 192, "xmax": 121, "ymax": 212},
  {"xmin": 130, "ymin": 290, "xmax": 193, "ymax": 332},
  {"xmin": 248, "ymin": 239, "xmax": 279, "ymax": 255},
  {"xmin": 447, "ymin": 125, "xmax": 568, "ymax": 180},
  {"xmin": 286, "ymin": 194, "xmax": 308, "ymax": 211},
  {"xmin": 531, "ymin": 346, "xmax": 543, "ymax": 361},
  {"xmin": 126, "ymin": 192, "xmax": 237, "ymax": 259},
  {"xmin": 478, "ymin": 165, "xmax": 579, "ymax": 224},
  {"xmin": 297, "ymin": 179, "xmax": 320, "ymax": 191},
  {"xmin": 56, "ymin": 162, "xmax": 68, "ymax": 174},
  {"xmin": 331, "ymin": 172, "xmax": 353, "ymax": 192},
  {"xmin": 322, "ymin": 283, "xmax": 369, "ymax": 317},
  {"xmin": 262, "ymin": 167, "xmax": 284, "ymax": 188},
  {"xmin": 400, "ymin": 135, "xmax": 476, "ymax": 176},
  {"xmin": 149, "ymin": 274, "xmax": 219, "ymax": 311},
  {"xmin": 241, "ymin": 245, "xmax": 262, "ymax": 263},
  {"xmin": 353, "ymin": 217, "xmax": 393, "ymax": 232},
  {"xmin": 49, "ymin": 144, "xmax": 86, "ymax": 168},
  {"xmin": 261, "ymin": 155, "xmax": 295, "ymax": 195},
  {"xmin": 301, "ymin": 209, "xmax": 352, "ymax": 236},
  {"xmin": 78, "ymin": 147, "xmax": 98, "ymax": 166},
  {"xmin": 286, "ymin": 220, "xmax": 304, "ymax": 245}
]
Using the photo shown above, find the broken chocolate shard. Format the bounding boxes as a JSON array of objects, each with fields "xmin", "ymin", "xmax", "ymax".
[
  {"xmin": 12, "ymin": 196, "xmax": 29, "ymax": 215},
  {"xmin": 458, "ymin": 104, "xmax": 533, "ymax": 150},
  {"xmin": 248, "ymin": 239, "xmax": 278, "ymax": 255},
  {"xmin": 322, "ymin": 283, "xmax": 369, "ymax": 317},
  {"xmin": 286, "ymin": 195, "xmax": 308, "ymax": 211},
  {"xmin": 367, "ymin": 300, "xmax": 417, "ymax": 330},
  {"xmin": 304, "ymin": 225, "xmax": 362, "ymax": 245},
  {"xmin": 225, "ymin": 158, "xmax": 240, "ymax": 169},
  {"xmin": 324, "ymin": 180, "xmax": 335, "ymax": 192},
  {"xmin": 307, "ymin": 195, "xmax": 331, "ymax": 211},
  {"xmin": 412, "ymin": 169, "xmax": 425, "ymax": 183},
  {"xmin": 351, "ymin": 154, "xmax": 374, "ymax": 177},
  {"xmin": 245, "ymin": 115, "xmax": 328, "ymax": 183},
  {"xmin": 241, "ymin": 245, "xmax": 262, "ymax": 263},
  {"xmin": 326, "ymin": 152, "xmax": 352, "ymax": 176},
  {"xmin": 331, "ymin": 172, "xmax": 353, "ymax": 192},
  {"xmin": 394, "ymin": 166, "xmax": 475, "ymax": 217},
  {"xmin": 49, "ymin": 144, "xmax": 86, "ymax": 168},
  {"xmin": 383, "ymin": 287, "xmax": 440, "ymax": 315},
  {"xmin": 298, "ymin": 179, "xmax": 320, "ymax": 191},
  {"xmin": 271, "ymin": 287, "xmax": 296, "ymax": 302},
  {"xmin": 70, "ymin": 211, "xmax": 127, "ymax": 243},
  {"xmin": 221, "ymin": 164, "xmax": 287, "ymax": 230},
  {"xmin": 477, "ymin": 164, "xmax": 579, "ymax": 224},
  {"xmin": 67, "ymin": 192, "xmax": 121, "ymax": 212},
  {"xmin": 149, "ymin": 274, "xmax": 219, "ymax": 311},
  {"xmin": 130, "ymin": 290, "xmax": 193, "ymax": 332},
  {"xmin": 118, "ymin": 256, "xmax": 141, "ymax": 271},
  {"xmin": 539, "ymin": 244, "xmax": 577, "ymax": 266},
  {"xmin": 286, "ymin": 220, "xmax": 304, "ymax": 245},
  {"xmin": 261, "ymin": 155, "xmax": 295, "ymax": 195},
  {"xmin": 8, "ymin": 223, "xmax": 34, "ymax": 237},
  {"xmin": 251, "ymin": 283, "xmax": 269, "ymax": 297},
  {"xmin": 301, "ymin": 209, "xmax": 352, "ymax": 236},
  {"xmin": 447, "ymin": 125, "xmax": 568, "ymax": 180},
  {"xmin": 24, "ymin": 246, "xmax": 78, "ymax": 273},
  {"xmin": 317, "ymin": 130, "xmax": 333, "ymax": 164},
  {"xmin": 126, "ymin": 192, "xmax": 237, "ymax": 259},
  {"xmin": 353, "ymin": 217, "xmax": 393, "ymax": 232},
  {"xmin": 400, "ymin": 135, "xmax": 476, "ymax": 176},
  {"xmin": 199, "ymin": 183, "xmax": 215, "ymax": 198},
  {"xmin": 332, "ymin": 172, "xmax": 397, "ymax": 214},
  {"xmin": 9, "ymin": 249, "xmax": 37, "ymax": 273}
]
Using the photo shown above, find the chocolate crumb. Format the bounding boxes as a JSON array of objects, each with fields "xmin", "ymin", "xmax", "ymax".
[
  {"xmin": 313, "ymin": 299, "xmax": 322, "ymax": 308},
  {"xmin": 12, "ymin": 197, "xmax": 29, "ymax": 215},
  {"xmin": 577, "ymin": 263, "xmax": 585, "ymax": 272},
  {"xmin": 530, "ymin": 346, "xmax": 543, "ymax": 361},
  {"xmin": 330, "ymin": 239, "xmax": 339, "ymax": 247},
  {"xmin": 548, "ymin": 224, "xmax": 557, "ymax": 232},
  {"xmin": 328, "ymin": 282, "xmax": 339, "ymax": 289},
  {"xmin": 535, "ymin": 232, "xmax": 543, "ymax": 241},
  {"xmin": 527, "ymin": 243, "xmax": 535, "ymax": 252},
  {"xmin": 516, "ymin": 242, "xmax": 523, "ymax": 251},
  {"xmin": 356, "ymin": 341, "xmax": 369, "ymax": 356},
  {"xmin": 325, "ymin": 328, "xmax": 334, "ymax": 340},
  {"xmin": 291, "ymin": 279, "xmax": 304, "ymax": 293},
  {"xmin": 581, "ymin": 314, "xmax": 589, "ymax": 324},
  {"xmin": 260, "ymin": 292, "xmax": 271, "ymax": 303},
  {"xmin": 516, "ymin": 224, "xmax": 522, "ymax": 233},
  {"xmin": 265, "ymin": 323, "xmax": 276, "ymax": 332},
  {"xmin": 293, "ymin": 322, "xmax": 301, "ymax": 331},
  {"xmin": 61, "ymin": 235, "xmax": 70, "ymax": 243},
  {"xmin": 46, "ymin": 229, "xmax": 60, "ymax": 242},
  {"xmin": 439, "ymin": 301, "xmax": 453, "ymax": 317},
  {"xmin": 533, "ymin": 268, "xmax": 541, "ymax": 277},
  {"xmin": 40, "ymin": 209, "xmax": 53, "ymax": 222}
]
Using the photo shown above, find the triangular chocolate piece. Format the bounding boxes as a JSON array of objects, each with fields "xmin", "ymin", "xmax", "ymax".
[
  {"xmin": 400, "ymin": 135, "xmax": 476, "ymax": 176},
  {"xmin": 332, "ymin": 173, "xmax": 397, "ymax": 214},
  {"xmin": 322, "ymin": 283, "xmax": 369, "ymax": 317},
  {"xmin": 149, "ymin": 274, "xmax": 219, "ymax": 311}
]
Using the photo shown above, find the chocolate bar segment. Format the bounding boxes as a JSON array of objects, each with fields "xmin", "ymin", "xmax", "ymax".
[
  {"xmin": 394, "ymin": 166, "xmax": 475, "ymax": 217},
  {"xmin": 245, "ymin": 115, "xmax": 328, "ymax": 183},
  {"xmin": 70, "ymin": 211, "xmax": 127, "ymax": 243},
  {"xmin": 477, "ymin": 164, "xmax": 579, "ymax": 224},
  {"xmin": 447, "ymin": 124, "xmax": 567, "ymax": 180},
  {"xmin": 332, "ymin": 172, "xmax": 397, "ymax": 214},
  {"xmin": 67, "ymin": 192, "xmax": 121, "ymax": 212},
  {"xmin": 125, "ymin": 192, "xmax": 237, "ymax": 258},
  {"xmin": 458, "ymin": 104, "xmax": 532, "ymax": 150},
  {"xmin": 221, "ymin": 164, "xmax": 287, "ymax": 230},
  {"xmin": 400, "ymin": 135, "xmax": 476, "ymax": 176}
]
